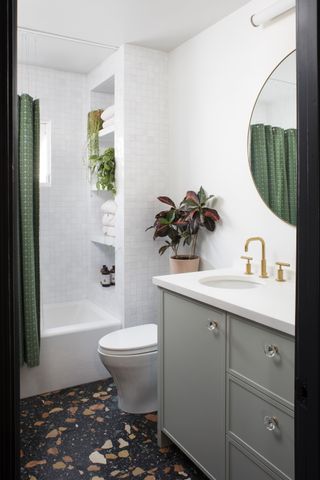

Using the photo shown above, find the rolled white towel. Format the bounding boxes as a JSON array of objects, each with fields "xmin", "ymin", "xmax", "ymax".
[
  {"xmin": 102, "ymin": 226, "xmax": 116, "ymax": 237},
  {"xmin": 106, "ymin": 226, "xmax": 116, "ymax": 237},
  {"xmin": 102, "ymin": 118, "xmax": 114, "ymax": 129},
  {"xmin": 101, "ymin": 105, "xmax": 114, "ymax": 121},
  {"xmin": 102, "ymin": 213, "xmax": 115, "ymax": 226},
  {"xmin": 101, "ymin": 200, "xmax": 117, "ymax": 214}
]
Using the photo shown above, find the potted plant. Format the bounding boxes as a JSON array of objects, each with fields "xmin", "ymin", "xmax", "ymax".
[
  {"xmin": 89, "ymin": 147, "xmax": 116, "ymax": 194},
  {"xmin": 87, "ymin": 109, "xmax": 103, "ymax": 157},
  {"xmin": 147, "ymin": 187, "xmax": 220, "ymax": 273}
]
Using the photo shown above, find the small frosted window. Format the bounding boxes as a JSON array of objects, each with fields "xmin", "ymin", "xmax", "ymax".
[{"xmin": 40, "ymin": 121, "xmax": 51, "ymax": 185}]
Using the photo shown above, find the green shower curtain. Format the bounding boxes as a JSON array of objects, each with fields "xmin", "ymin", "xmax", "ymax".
[
  {"xmin": 18, "ymin": 93, "xmax": 41, "ymax": 367},
  {"xmin": 250, "ymin": 124, "xmax": 297, "ymax": 225}
]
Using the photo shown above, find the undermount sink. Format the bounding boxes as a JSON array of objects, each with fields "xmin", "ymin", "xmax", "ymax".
[{"xmin": 199, "ymin": 275, "xmax": 262, "ymax": 290}]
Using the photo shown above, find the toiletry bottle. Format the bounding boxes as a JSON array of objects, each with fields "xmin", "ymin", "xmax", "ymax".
[
  {"xmin": 100, "ymin": 265, "xmax": 111, "ymax": 287},
  {"xmin": 110, "ymin": 265, "xmax": 115, "ymax": 285}
]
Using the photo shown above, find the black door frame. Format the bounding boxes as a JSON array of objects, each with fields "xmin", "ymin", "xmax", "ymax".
[
  {"xmin": 0, "ymin": 0, "xmax": 20, "ymax": 479},
  {"xmin": 295, "ymin": 0, "xmax": 320, "ymax": 478},
  {"xmin": 1, "ymin": 0, "xmax": 320, "ymax": 478}
]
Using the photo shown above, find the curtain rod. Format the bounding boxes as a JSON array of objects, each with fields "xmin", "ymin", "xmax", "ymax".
[
  {"xmin": 18, "ymin": 27, "xmax": 119, "ymax": 50},
  {"xmin": 251, "ymin": 0, "xmax": 295, "ymax": 27}
]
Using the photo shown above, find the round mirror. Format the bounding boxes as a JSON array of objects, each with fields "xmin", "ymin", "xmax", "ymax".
[{"xmin": 249, "ymin": 51, "xmax": 297, "ymax": 226}]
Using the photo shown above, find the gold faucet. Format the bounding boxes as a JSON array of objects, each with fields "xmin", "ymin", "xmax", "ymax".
[{"xmin": 244, "ymin": 237, "xmax": 268, "ymax": 278}]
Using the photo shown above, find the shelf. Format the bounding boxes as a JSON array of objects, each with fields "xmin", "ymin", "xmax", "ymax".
[
  {"xmin": 91, "ymin": 236, "xmax": 115, "ymax": 247},
  {"xmin": 90, "ymin": 186, "xmax": 112, "ymax": 192},
  {"xmin": 99, "ymin": 125, "xmax": 114, "ymax": 137},
  {"xmin": 89, "ymin": 174, "xmax": 113, "ymax": 193},
  {"xmin": 99, "ymin": 126, "xmax": 114, "ymax": 147}
]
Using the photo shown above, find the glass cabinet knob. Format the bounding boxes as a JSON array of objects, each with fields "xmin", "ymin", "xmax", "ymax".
[
  {"xmin": 208, "ymin": 321, "xmax": 218, "ymax": 332},
  {"xmin": 264, "ymin": 344, "xmax": 279, "ymax": 358},
  {"xmin": 264, "ymin": 416, "xmax": 279, "ymax": 431}
]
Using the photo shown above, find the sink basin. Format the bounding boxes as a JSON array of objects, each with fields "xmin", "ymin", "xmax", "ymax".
[{"xmin": 199, "ymin": 275, "xmax": 262, "ymax": 290}]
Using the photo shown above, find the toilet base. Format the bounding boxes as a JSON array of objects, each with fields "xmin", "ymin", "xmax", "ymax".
[
  {"xmin": 118, "ymin": 396, "xmax": 157, "ymax": 415},
  {"xmin": 98, "ymin": 350, "xmax": 157, "ymax": 414}
]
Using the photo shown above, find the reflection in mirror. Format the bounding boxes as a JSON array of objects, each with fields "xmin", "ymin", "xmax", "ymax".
[{"xmin": 249, "ymin": 51, "xmax": 297, "ymax": 226}]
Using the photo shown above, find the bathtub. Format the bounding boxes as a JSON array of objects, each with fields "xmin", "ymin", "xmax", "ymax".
[{"xmin": 20, "ymin": 300, "xmax": 121, "ymax": 398}]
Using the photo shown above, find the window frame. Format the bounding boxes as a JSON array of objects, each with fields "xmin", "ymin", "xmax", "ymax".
[{"xmin": 40, "ymin": 120, "xmax": 52, "ymax": 186}]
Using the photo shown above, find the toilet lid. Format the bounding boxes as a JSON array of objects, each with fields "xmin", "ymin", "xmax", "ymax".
[{"xmin": 98, "ymin": 324, "xmax": 157, "ymax": 356}]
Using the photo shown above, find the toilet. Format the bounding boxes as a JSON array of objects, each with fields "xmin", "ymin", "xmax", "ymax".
[{"xmin": 98, "ymin": 324, "xmax": 157, "ymax": 414}]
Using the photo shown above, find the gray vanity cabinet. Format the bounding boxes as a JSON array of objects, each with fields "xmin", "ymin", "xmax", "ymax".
[
  {"xmin": 159, "ymin": 291, "xmax": 226, "ymax": 480},
  {"xmin": 158, "ymin": 289, "xmax": 295, "ymax": 480}
]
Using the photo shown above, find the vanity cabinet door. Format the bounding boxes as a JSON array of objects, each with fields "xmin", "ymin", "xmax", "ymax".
[
  {"xmin": 161, "ymin": 291, "xmax": 226, "ymax": 480},
  {"xmin": 227, "ymin": 440, "xmax": 282, "ymax": 480}
]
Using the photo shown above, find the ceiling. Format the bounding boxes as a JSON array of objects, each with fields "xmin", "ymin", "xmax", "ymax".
[{"xmin": 18, "ymin": 0, "xmax": 251, "ymax": 73}]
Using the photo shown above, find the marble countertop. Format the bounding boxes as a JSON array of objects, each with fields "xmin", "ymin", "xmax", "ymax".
[{"xmin": 153, "ymin": 267, "xmax": 296, "ymax": 336}]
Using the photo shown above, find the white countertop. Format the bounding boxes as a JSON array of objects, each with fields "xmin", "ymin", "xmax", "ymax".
[{"xmin": 153, "ymin": 267, "xmax": 296, "ymax": 336}]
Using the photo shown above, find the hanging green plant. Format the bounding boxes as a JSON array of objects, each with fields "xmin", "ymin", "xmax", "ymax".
[
  {"xmin": 87, "ymin": 109, "xmax": 103, "ymax": 157},
  {"xmin": 89, "ymin": 147, "xmax": 116, "ymax": 194}
]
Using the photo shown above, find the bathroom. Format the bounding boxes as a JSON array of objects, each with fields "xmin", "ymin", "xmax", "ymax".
[{"xmin": 3, "ymin": 0, "xmax": 312, "ymax": 478}]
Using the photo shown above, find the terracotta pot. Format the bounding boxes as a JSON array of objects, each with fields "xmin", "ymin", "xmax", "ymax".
[{"xmin": 169, "ymin": 255, "xmax": 200, "ymax": 274}]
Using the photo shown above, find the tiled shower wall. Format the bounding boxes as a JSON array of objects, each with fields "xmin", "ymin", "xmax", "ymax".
[
  {"xmin": 122, "ymin": 45, "xmax": 169, "ymax": 327},
  {"xmin": 18, "ymin": 64, "xmax": 90, "ymax": 305},
  {"xmin": 19, "ymin": 47, "xmax": 170, "ymax": 326}
]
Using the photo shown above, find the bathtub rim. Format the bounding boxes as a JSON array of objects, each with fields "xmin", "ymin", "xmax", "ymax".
[{"xmin": 41, "ymin": 299, "xmax": 121, "ymax": 338}]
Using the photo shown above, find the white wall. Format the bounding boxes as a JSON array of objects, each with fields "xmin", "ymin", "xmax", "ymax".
[
  {"xmin": 168, "ymin": 0, "xmax": 296, "ymax": 270},
  {"xmin": 18, "ymin": 65, "xmax": 89, "ymax": 304}
]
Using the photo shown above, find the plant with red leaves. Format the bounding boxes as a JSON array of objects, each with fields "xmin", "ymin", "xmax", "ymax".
[{"xmin": 147, "ymin": 187, "xmax": 220, "ymax": 258}]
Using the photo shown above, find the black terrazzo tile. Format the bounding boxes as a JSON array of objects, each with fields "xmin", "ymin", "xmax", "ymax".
[{"xmin": 20, "ymin": 378, "xmax": 208, "ymax": 479}]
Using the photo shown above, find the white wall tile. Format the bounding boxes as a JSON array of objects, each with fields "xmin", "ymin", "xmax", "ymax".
[
  {"xmin": 122, "ymin": 45, "xmax": 169, "ymax": 327},
  {"xmin": 18, "ymin": 64, "xmax": 89, "ymax": 305}
]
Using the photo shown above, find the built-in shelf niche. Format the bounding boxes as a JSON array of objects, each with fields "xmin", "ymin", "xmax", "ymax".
[
  {"xmin": 90, "ymin": 74, "xmax": 115, "ymax": 189},
  {"xmin": 89, "ymin": 74, "xmax": 116, "ymax": 297}
]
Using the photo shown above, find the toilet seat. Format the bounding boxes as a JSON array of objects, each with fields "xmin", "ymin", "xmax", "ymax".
[{"xmin": 98, "ymin": 324, "xmax": 157, "ymax": 356}]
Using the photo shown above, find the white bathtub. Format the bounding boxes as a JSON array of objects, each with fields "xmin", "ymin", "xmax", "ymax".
[{"xmin": 20, "ymin": 300, "xmax": 121, "ymax": 398}]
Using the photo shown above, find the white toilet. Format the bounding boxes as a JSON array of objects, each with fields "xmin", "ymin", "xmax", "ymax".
[{"xmin": 98, "ymin": 324, "xmax": 157, "ymax": 414}]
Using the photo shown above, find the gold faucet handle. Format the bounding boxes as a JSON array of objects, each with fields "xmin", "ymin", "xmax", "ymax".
[
  {"xmin": 275, "ymin": 262, "xmax": 291, "ymax": 282},
  {"xmin": 241, "ymin": 256, "xmax": 253, "ymax": 275}
]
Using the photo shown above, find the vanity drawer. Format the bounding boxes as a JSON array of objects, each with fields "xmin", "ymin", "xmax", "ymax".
[
  {"xmin": 227, "ymin": 439, "xmax": 283, "ymax": 480},
  {"xmin": 228, "ymin": 314, "xmax": 294, "ymax": 405},
  {"xmin": 228, "ymin": 377, "xmax": 294, "ymax": 479}
]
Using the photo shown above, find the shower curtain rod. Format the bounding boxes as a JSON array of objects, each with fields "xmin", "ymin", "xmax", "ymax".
[{"xmin": 18, "ymin": 27, "xmax": 119, "ymax": 50}]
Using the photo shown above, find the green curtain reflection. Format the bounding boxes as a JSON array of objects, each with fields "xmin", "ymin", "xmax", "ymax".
[{"xmin": 250, "ymin": 124, "xmax": 297, "ymax": 225}]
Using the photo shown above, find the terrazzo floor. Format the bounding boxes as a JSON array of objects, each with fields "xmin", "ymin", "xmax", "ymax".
[{"xmin": 20, "ymin": 378, "xmax": 208, "ymax": 480}]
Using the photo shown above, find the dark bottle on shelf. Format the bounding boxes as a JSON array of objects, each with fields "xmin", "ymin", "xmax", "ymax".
[
  {"xmin": 110, "ymin": 265, "xmax": 115, "ymax": 285},
  {"xmin": 100, "ymin": 265, "xmax": 111, "ymax": 287}
]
